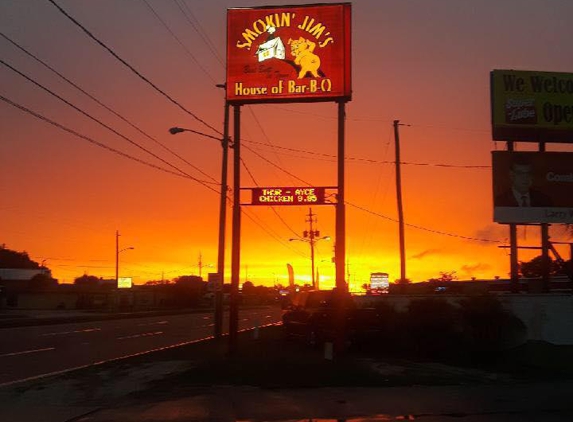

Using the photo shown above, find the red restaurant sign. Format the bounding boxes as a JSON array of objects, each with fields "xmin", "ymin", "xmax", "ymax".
[{"xmin": 226, "ymin": 3, "xmax": 351, "ymax": 104}]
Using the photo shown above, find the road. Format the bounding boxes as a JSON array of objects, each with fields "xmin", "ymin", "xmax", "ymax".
[{"xmin": 0, "ymin": 307, "xmax": 282, "ymax": 386}]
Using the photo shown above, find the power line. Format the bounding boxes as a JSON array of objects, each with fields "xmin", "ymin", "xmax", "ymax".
[
  {"xmin": 239, "ymin": 156, "xmax": 301, "ymax": 238},
  {"xmin": 240, "ymin": 157, "xmax": 258, "ymax": 186},
  {"xmin": 1, "ymin": 58, "xmax": 217, "ymax": 186},
  {"xmin": 346, "ymin": 201, "xmax": 502, "ymax": 243},
  {"xmin": 242, "ymin": 143, "xmax": 311, "ymax": 185},
  {"xmin": 141, "ymin": 0, "xmax": 217, "ymax": 84},
  {"xmin": 0, "ymin": 94, "xmax": 219, "ymax": 193},
  {"xmin": 244, "ymin": 139, "xmax": 489, "ymax": 168},
  {"xmin": 46, "ymin": 0, "xmax": 221, "ymax": 136},
  {"xmin": 0, "ymin": 31, "xmax": 218, "ymax": 183},
  {"xmin": 239, "ymin": 128, "xmax": 497, "ymax": 245},
  {"xmin": 177, "ymin": 0, "xmax": 225, "ymax": 67},
  {"xmin": 241, "ymin": 208, "xmax": 308, "ymax": 260}
]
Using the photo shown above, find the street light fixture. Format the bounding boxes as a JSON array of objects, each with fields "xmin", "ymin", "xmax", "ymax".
[
  {"xmin": 289, "ymin": 235, "xmax": 330, "ymax": 290},
  {"xmin": 115, "ymin": 230, "xmax": 134, "ymax": 288},
  {"xmin": 169, "ymin": 85, "xmax": 229, "ymax": 340}
]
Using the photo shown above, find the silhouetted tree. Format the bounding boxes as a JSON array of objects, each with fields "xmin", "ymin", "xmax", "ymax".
[
  {"xmin": 428, "ymin": 271, "xmax": 458, "ymax": 282},
  {"xmin": 144, "ymin": 279, "xmax": 172, "ymax": 285},
  {"xmin": 519, "ymin": 255, "xmax": 561, "ymax": 277},
  {"xmin": 395, "ymin": 278, "xmax": 412, "ymax": 284},
  {"xmin": 242, "ymin": 280, "xmax": 255, "ymax": 292},
  {"xmin": 74, "ymin": 274, "xmax": 101, "ymax": 286},
  {"xmin": 0, "ymin": 246, "xmax": 41, "ymax": 269},
  {"xmin": 28, "ymin": 273, "xmax": 58, "ymax": 290},
  {"xmin": 174, "ymin": 275, "xmax": 203, "ymax": 284}
]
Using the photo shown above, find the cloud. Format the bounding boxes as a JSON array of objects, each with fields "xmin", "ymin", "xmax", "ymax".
[
  {"xmin": 460, "ymin": 262, "xmax": 492, "ymax": 276},
  {"xmin": 410, "ymin": 249, "xmax": 441, "ymax": 260},
  {"xmin": 472, "ymin": 225, "xmax": 508, "ymax": 245}
]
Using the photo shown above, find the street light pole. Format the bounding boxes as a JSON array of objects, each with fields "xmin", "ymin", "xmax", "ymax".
[
  {"xmin": 168, "ymin": 84, "xmax": 229, "ymax": 339},
  {"xmin": 115, "ymin": 230, "xmax": 134, "ymax": 288},
  {"xmin": 214, "ymin": 86, "xmax": 229, "ymax": 340}
]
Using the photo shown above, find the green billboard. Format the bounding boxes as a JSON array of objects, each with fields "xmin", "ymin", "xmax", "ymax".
[{"xmin": 491, "ymin": 69, "xmax": 573, "ymax": 143}]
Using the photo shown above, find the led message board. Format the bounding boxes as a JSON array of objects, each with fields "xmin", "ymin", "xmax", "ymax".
[
  {"xmin": 492, "ymin": 151, "xmax": 573, "ymax": 224},
  {"xmin": 226, "ymin": 3, "xmax": 351, "ymax": 104},
  {"xmin": 250, "ymin": 186, "xmax": 326, "ymax": 205},
  {"xmin": 491, "ymin": 70, "xmax": 573, "ymax": 143}
]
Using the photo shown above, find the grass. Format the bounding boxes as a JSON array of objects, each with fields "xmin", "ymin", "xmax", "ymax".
[{"xmin": 117, "ymin": 324, "xmax": 573, "ymax": 403}]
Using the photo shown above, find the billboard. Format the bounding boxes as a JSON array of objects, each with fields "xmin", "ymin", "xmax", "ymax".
[
  {"xmin": 226, "ymin": 3, "xmax": 351, "ymax": 104},
  {"xmin": 491, "ymin": 70, "xmax": 573, "ymax": 143},
  {"xmin": 249, "ymin": 186, "xmax": 327, "ymax": 205},
  {"xmin": 117, "ymin": 277, "xmax": 132, "ymax": 289},
  {"xmin": 492, "ymin": 151, "xmax": 573, "ymax": 223}
]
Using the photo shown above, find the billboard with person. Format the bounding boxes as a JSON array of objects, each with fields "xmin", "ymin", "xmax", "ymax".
[{"xmin": 492, "ymin": 151, "xmax": 573, "ymax": 223}]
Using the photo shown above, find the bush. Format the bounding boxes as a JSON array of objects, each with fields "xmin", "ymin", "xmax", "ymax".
[
  {"xmin": 458, "ymin": 295, "xmax": 527, "ymax": 353},
  {"xmin": 360, "ymin": 296, "xmax": 526, "ymax": 359},
  {"xmin": 401, "ymin": 298, "xmax": 463, "ymax": 358}
]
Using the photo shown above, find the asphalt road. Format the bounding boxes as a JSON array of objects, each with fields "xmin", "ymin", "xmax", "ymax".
[{"xmin": 0, "ymin": 307, "xmax": 282, "ymax": 386}]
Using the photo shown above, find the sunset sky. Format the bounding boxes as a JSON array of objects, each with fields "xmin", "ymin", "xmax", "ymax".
[{"xmin": 1, "ymin": 0, "xmax": 572, "ymax": 290}]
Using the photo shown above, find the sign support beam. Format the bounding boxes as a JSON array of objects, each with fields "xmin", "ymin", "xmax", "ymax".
[{"xmin": 229, "ymin": 104, "xmax": 241, "ymax": 356}]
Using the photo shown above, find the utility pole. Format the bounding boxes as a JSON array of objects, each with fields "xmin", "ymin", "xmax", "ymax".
[
  {"xmin": 306, "ymin": 208, "xmax": 318, "ymax": 289},
  {"xmin": 394, "ymin": 120, "xmax": 407, "ymax": 283},
  {"xmin": 115, "ymin": 230, "xmax": 119, "ymax": 286},
  {"xmin": 290, "ymin": 208, "xmax": 329, "ymax": 290}
]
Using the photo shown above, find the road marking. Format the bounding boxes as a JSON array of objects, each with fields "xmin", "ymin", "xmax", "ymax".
[
  {"xmin": 117, "ymin": 331, "xmax": 163, "ymax": 340},
  {"xmin": 42, "ymin": 328, "xmax": 101, "ymax": 336},
  {"xmin": 0, "ymin": 347, "xmax": 55, "ymax": 358},
  {"xmin": 0, "ymin": 321, "xmax": 281, "ymax": 389},
  {"xmin": 137, "ymin": 320, "xmax": 168, "ymax": 326}
]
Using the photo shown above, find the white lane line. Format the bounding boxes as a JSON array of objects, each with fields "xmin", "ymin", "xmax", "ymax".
[
  {"xmin": 202, "ymin": 316, "xmax": 211, "ymax": 320},
  {"xmin": 0, "ymin": 322, "xmax": 282, "ymax": 389},
  {"xmin": 117, "ymin": 331, "xmax": 163, "ymax": 340},
  {"xmin": 136, "ymin": 320, "xmax": 168, "ymax": 327},
  {"xmin": 42, "ymin": 328, "xmax": 101, "ymax": 336},
  {"xmin": 0, "ymin": 347, "xmax": 55, "ymax": 358}
]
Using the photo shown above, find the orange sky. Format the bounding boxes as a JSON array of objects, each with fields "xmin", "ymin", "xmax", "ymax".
[{"xmin": 1, "ymin": 0, "xmax": 572, "ymax": 289}]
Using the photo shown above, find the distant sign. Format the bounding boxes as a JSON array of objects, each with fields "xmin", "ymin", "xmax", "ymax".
[
  {"xmin": 207, "ymin": 272, "xmax": 222, "ymax": 292},
  {"xmin": 117, "ymin": 277, "xmax": 132, "ymax": 289},
  {"xmin": 370, "ymin": 272, "xmax": 389, "ymax": 294},
  {"xmin": 250, "ymin": 186, "xmax": 326, "ymax": 205},
  {"xmin": 226, "ymin": 3, "xmax": 352, "ymax": 104},
  {"xmin": 491, "ymin": 69, "xmax": 573, "ymax": 143},
  {"xmin": 492, "ymin": 151, "xmax": 573, "ymax": 223}
]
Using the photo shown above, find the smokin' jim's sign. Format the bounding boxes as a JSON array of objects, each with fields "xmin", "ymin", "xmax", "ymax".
[{"xmin": 226, "ymin": 3, "xmax": 351, "ymax": 104}]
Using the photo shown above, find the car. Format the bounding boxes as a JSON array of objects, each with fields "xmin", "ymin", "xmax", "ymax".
[{"xmin": 282, "ymin": 290, "xmax": 383, "ymax": 347}]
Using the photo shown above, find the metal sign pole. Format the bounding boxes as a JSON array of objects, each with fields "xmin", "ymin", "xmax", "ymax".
[{"xmin": 229, "ymin": 104, "xmax": 241, "ymax": 355}]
